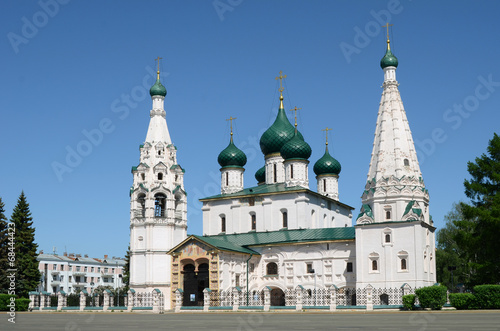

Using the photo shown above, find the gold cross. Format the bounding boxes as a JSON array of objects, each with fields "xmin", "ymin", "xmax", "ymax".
[
  {"xmin": 290, "ymin": 107, "xmax": 301, "ymax": 128},
  {"xmin": 275, "ymin": 70, "xmax": 287, "ymax": 94},
  {"xmin": 226, "ymin": 116, "xmax": 237, "ymax": 138},
  {"xmin": 322, "ymin": 127, "xmax": 332, "ymax": 145},
  {"xmin": 155, "ymin": 56, "xmax": 163, "ymax": 72},
  {"xmin": 382, "ymin": 23, "xmax": 393, "ymax": 41}
]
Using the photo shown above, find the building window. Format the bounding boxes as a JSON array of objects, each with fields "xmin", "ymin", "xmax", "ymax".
[
  {"xmin": 76, "ymin": 266, "xmax": 81, "ymax": 272},
  {"xmin": 249, "ymin": 263, "xmax": 255, "ymax": 273},
  {"xmin": 251, "ymin": 214, "xmax": 256, "ymax": 231},
  {"xmin": 84, "ymin": 266, "xmax": 88, "ymax": 272},
  {"xmin": 385, "ymin": 210, "xmax": 391, "ymax": 219},
  {"xmin": 290, "ymin": 164, "xmax": 294, "ymax": 179},
  {"xmin": 383, "ymin": 228, "xmax": 392, "ymax": 245},
  {"xmin": 69, "ymin": 276, "xmax": 72, "ymax": 282},
  {"xmin": 369, "ymin": 252, "xmax": 380, "ymax": 273},
  {"xmin": 154, "ymin": 193, "xmax": 166, "ymax": 217},
  {"xmin": 404, "ymin": 158, "xmax": 410, "ymax": 166},
  {"xmin": 158, "ymin": 173, "xmax": 163, "ymax": 180},
  {"xmin": 221, "ymin": 216, "xmax": 226, "ymax": 233},
  {"xmin": 60, "ymin": 265, "xmax": 64, "ymax": 271},
  {"xmin": 141, "ymin": 173, "xmax": 145, "ymax": 181},
  {"xmin": 323, "ymin": 179, "xmax": 327, "ymax": 191},
  {"xmin": 235, "ymin": 274, "xmax": 240, "ymax": 286},
  {"xmin": 306, "ymin": 263, "xmax": 314, "ymax": 274},
  {"xmin": 282, "ymin": 211, "xmax": 288, "ymax": 228},
  {"xmin": 273, "ymin": 164, "xmax": 277, "ymax": 183},
  {"xmin": 225, "ymin": 172, "xmax": 229, "ymax": 186},
  {"xmin": 385, "ymin": 233, "xmax": 391, "ymax": 243},
  {"xmin": 401, "ymin": 258, "xmax": 407, "ymax": 270},
  {"xmin": 138, "ymin": 194, "xmax": 146, "ymax": 217},
  {"xmin": 53, "ymin": 264, "xmax": 57, "ymax": 270},
  {"xmin": 91, "ymin": 267, "xmax": 94, "ymax": 272},
  {"xmin": 372, "ymin": 260, "xmax": 378, "ymax": 271},
  {"xmin": 266, "ymin": 262, "xmax": 278, "ymax": 275},
  {"xmin": 347, "ymin": 262, "xmax": 353, "ymax": 272}
]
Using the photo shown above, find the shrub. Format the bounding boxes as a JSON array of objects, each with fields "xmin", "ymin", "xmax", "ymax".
[
  {"xmin": 0, "ymin": 294, "xmax": 15, "ymax": 311},
  {"xmin": 473, "ymin": 285, "xmax": 500, "ymax": 309},
  {"xmin": 15, "ymin": 298, "xmax": 31, "ymax": 311},
  {"xmin": 402, "ymin": 294, "xmax": 416, "ymax": 310},
  {"xmin": 415, "ymin": 285, "xmax": 447, "ymax": 310},
  {"xmin": 449, "ymin": 293, "xmax": 475, "ymax": 310}
]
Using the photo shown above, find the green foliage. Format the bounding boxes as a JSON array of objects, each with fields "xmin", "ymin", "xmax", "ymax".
[
  {"xmin": 0, "ymin": 197, "xmax": 10, "ymax": 294},
  {"xmin": 436, "ymin": 203, "xmax": 471, "ymax": 291},
  {"xmin": 123, "ymin": 246, "xmax": 130, "ymax": 287},
  {"xmin": 10, "ymin": 192, "xmax": 41, "ymax": 298},
  {"xmin": 402, "ymin": 294, "xmax": 416, "ymax": 310},
  {"xmin": 473, "ymin": 285, "xmax": 500, "ymax": 309},
  {"xmin": 449, "ymin": 293, "xmax": 475, "ymax": 310},
  {"xmin": 0, "ymin": 294, "xmax": 15, "ymax": 311},
  {"xmin": 67, "ymin": 293, "xmax": 80, "ymax": 307},
  {"xmin": 455, "ymin": 133, "xmax": 500, "ymax": 286},
  {"xmin": 415, "ymin": 285, "xmax": 447, "ymax": 310},
  {"xmin": 15, "ymin": 298, "xmax": 30, "ymax": 311}
]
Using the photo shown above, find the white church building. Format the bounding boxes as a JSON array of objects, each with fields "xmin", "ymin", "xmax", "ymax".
[{"xmin": 129, "ymin": 36, "xmax": 436, "ymax": 310}]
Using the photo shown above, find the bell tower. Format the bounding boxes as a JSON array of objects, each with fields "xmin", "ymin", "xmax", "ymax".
[{"xmin": 129, "ymin": 58, "xmax": 187, "ymax": 307}]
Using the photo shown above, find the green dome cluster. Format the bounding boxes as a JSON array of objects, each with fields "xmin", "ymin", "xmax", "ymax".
[
  {"xmin": 380, "ymin": 47, "xmax": 398, "ymax": 69},
  {"xmin": 260, "ymin": 108, "xmax": 304, "ymax": 156},
  {"xmin": 280, "ymin": 133, "xmax": 312, "ymax": 160},
  {"xmin": 255, "ymin": 166, "xmax": 265, "ymax": 183},
  {"xmin": 150, "ymin": 77, "xmax": 167, "ymax": 97},
  {"xmin": 218, "ymin": 139, "xmax": 247, "ymax": 168},
  {"xmin": 313, "ymin": 148, "xmax": 341, "ymax": 176}
]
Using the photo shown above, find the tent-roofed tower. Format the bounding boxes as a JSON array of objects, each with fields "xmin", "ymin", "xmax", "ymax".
[
  {"xmin": 129, "ymin": 58, "xmax": 187, "ymax": 309},
  {"xmin": 355, "ymin": 27, "xmax": 435, "ymax": 289},
  {"xmin": 357, "ymin": 29, "xmax": 429, "ymax": 225}
]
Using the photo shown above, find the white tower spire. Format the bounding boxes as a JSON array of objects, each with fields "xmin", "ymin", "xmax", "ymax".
[{"xmin": 129, "ymin": 58, "xmax": 187, "ymax": 309}]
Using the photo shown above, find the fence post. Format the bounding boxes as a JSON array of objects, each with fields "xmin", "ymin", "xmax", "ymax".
[
  {"xmin": 203, "ymin": 288, "xmax": 211, "ymax": 312},
  {"xmin": 295, "ymin": 285, "xmax": 304, "ymax": 311},
  {"xmin": 329, "ymin": 285, "xmax": 338, "ymax": 311},
  {"xmin": 233, "ymin": 287, "xmax": 240, "ymax": 311},
  {"xmin": 103, "ymin": 290, "xmax": 110, "ymax": 311},
  {"xmin": 153, "ymin": 289, "xmax": 161, "ymax": 313},
  {"xmin": 127, "ymin": 289, "xmax": 135, "ymax": 312},
  {"xmin": 79, "ymin": 291, "xmax": 86, "ymax": 311},
  {"xmin": 175, "ymin": 289, "xmax": 183, "ymax": 312},
  {"xmin": 365, "ymin": 285, "xmax": 373, "ymax": 311},
  {"xmin": 40, "ymin": 291, "xmax": 47, "ymax": 309},
  {"xmin": 263, "ymin": 286, "xmax": 271, "ymax": 312}
]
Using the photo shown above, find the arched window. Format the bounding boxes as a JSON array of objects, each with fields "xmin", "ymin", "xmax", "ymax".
[
  {"xmin": 323, "ymin": 179, "xmax": 326, "ymax": 191},
  {"xmin": 158, "ymin": 173, "xmax": 163, "ymax": 180},
  {"xmin": 141, "ymin": 173, "xmax": 145, "ymax": 181},
  {"xmin": 401, "ymin": 258, "xmax": 407, "ymax": 270},
  {"xmin": 251, "ymin": 214, "xmax": 256, "ymax": 231},
  {"xmin": 273, "ymin": 164, "xmax": 277, "ymax": 183},
  {"xmin": 372, "ymin": 260, "xmax": 378, "ymax": 271},
  {"xmin": 137, "ymin": 194, "xmax": 146, "ymax": 217},
  {"xmin": 266, "ymin": 262, "xmax": 278, "ymax": 275},
  {"xmin": 225, "ymin": 172, "xmax": 229, "ymax": 186},
  {"xmin": 404, "ymin": 158, "xmax": 410, "ymax": 166},
  {"xmin": 282, "ymin": 211, "xmax": 288, "ymax": 228},
  {"xmin": 154, "ymin": 193, "xmax": 166, "ymax": 217},
  {"xmin": 290, "ymin": 164, "xmax": 294, "ymax": 179},
  {"xmin": 221, "ymin": 216, "xmax": 226, "ymax": 233},
  {"xmin": 386, "ymin": 210, "xmax": 391, "ymax": 219},
  {"xmin": 385, "ymin": 234, "xmax": 391, "ymax": 243}
]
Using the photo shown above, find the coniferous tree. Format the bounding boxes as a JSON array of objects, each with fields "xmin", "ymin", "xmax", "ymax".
[
  {"xmin": 123, "ymin": 245, "xmax": 130, "ymax": 287},
  {"xmin": 11, "ymin": 192, "xmax": 41, "ymax": 298},
  {"xmin": 455, "ymin": 133, "xmax": 500, "ymax": 286},
  {"xmin": 0, "ymin": 197, "xmax": 10, "ymax": 293}
]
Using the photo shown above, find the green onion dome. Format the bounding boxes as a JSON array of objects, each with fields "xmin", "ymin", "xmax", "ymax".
[
  {"xmin": 255, "ymin": 166, "xmax": 265, "ymax": 183},
  {"xmin": 380, "ymin": 42, "xmax": 398, "ymax": 69},
  {"xmin": 280, "ymin": 133, "xmax": 312, "ymax": 160},
  {"xmin": 313, "ymin": 147, "xmax": 341, "ymax": 176},
  {"xmin": 149, "ymin": 73, "xmax": 167, "ymax": 97},
  {"xmin": 260, "ymin": 107, "xmax": 304, "ymax": 156},
  {"xmin": 217, "ymin": 139, "xmax": 247, "ymax": 168}
]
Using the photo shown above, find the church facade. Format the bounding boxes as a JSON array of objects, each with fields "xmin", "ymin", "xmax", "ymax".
[{"xmin": 129, "ymin": 38, "xmax": 436, "ymax": 310}]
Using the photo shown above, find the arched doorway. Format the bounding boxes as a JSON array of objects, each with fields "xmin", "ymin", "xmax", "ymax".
[
  {"xmin": 270, "ymin": 288, "xmax": 285, "ymax": 306},
  {"xmin": 182, "ymin": 262, "xmax": 210, "ymax": 306}
]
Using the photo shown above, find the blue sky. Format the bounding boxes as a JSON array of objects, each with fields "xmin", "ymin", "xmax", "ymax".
[{"xmin": 1, "ymin": 0, "xmax": 499, "ymax": 259}]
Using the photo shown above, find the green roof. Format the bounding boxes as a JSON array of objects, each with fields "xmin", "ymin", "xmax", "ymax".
[
  {"xmin": 200, "ymin": 183, "xmax": 306, "ymax": 200},
  {"xmin": 218, "ymin": 138, "xmax": 247, "ymax": 168},
  {"xmin": 201, "ymin": 227, "xmax": 355, "ymax": 248},
  {"xmin": 380, "ymin": 43, "xmax": 398, "ymax": 69},
  {"xmin": 150, "ymin": 77, "xmax": 167, "ymax": 97},
  {"xmin": 192, "ymin": 235, "xmax": 259, "ymax": 254},
  {"xmin": 255, "ymin": 165, "xmax": 265, "ymax": 183},
  {"xmin": 280, "ymin": 133, "xmax": 312, "ymax": 160},
  {"xmin": 259, "ymin": 105, "xmax": 304, "ymax": 156},
  {"xmin": 313, "ymin": 146, "xmax": 341, "ymax": 176}
]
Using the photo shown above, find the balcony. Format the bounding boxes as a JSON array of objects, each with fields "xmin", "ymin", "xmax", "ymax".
[{"xmin": 73, "ymin": 272, "xmax": 86, "ymax": 276}]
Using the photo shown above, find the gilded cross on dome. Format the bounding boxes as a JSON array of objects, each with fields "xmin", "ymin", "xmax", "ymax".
[
  {"xmin": 322, "ymin": 127, "xmax": 332, "ymax": 146},
  {"xmin": 154, "ymin": 56, "xmax": 163, "ymax": 79},
  {"xmin": 275, "ymin": 70, "xmax": 287, "ymax": 95},
  {"xmin": 226, "ymin": 116, "xmax": 237, "ymax": 141},
  {"xmin": 289, "ymin": 107, "xmax": 301, "ymax": 129}
]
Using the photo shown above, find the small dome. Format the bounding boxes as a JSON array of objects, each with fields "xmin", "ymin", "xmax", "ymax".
[
  {"xmin": 255, "ymin": 166, "xmax": 265, "ymax": 183},
  {"xmin": 218, "ymin": 139, "xmax": 247, "ymax": 168},
  {"xmin": 280, "ymin": 133, "xmax": 312, "ymax": 160},
  {"xmin": 313, "ymin": 148, "xmax": 341, "ymax": 176},
  {"xmin": 380, "ymin": 47, "xmax": 398, "ymax": 69},
  {"xmin": 150, "ymin": 77, "xmax": 167, "ymax": 97},
  {"xmin": 260, "ymin": 107, "xmax": 304, "ymax": 156}
]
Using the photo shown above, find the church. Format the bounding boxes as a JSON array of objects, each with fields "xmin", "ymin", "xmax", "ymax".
[{"xmin": 128, "ymin": 35, "xmax": 436, "ymax": 310}]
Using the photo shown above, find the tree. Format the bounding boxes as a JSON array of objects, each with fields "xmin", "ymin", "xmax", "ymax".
[
  {"xmin": 123, "ymin": 245, "xmax": 130, "ymax": 287},
  {"xmin": 455, "ymin": 133, "xmax": 500, "ymax": 286},
  {"xmin": 0, "ymin": 197, "xmax": 10, "ymax": 293},
  {"xmin": 10, "ymin": 192, "xmax": 41, "ymax": 298},
  {"xmin": 436, "ymin": 203, "xmax": 472, "ymax": 291}
]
